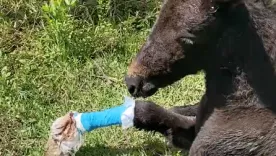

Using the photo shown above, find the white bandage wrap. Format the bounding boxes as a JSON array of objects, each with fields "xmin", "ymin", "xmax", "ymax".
[
  {"xmin": 73, "ymin": 113, "xmax": 86, "ymax": 133},
  {"xmin": 120, "ymin": 96, "xmax": 136, "ymax": 129}
]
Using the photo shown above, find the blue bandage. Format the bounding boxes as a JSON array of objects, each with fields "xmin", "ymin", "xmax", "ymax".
[{"xmin": 73, "ymin": 96, "xmax": 135, "ymax": 133}]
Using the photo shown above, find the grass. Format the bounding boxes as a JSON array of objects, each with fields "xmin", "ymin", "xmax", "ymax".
[{"xmin": 0, "ymin": 0, "xmax": 205, "ymax": 155}]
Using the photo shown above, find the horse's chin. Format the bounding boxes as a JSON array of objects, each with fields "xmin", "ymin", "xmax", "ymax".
[
  {"xmin": 132, "ymin": 84, "xmax": 159, "ymax": 98},
  {"xmin": 140, "ymin": 88, "xmax": 159, "ymax": 98}
]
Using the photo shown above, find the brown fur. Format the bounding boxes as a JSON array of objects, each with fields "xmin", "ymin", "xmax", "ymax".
[
  {"xmin": 133, "ymin": 101, "xmax": 198, "ymax": 150},
  {"xmin": 127, "ymin": 60, "xmax": 149, "ymax": 77},
  {"xmin": 190, "ymin": 106, "xmax": 276, "ymax": 156},
  {"xmin": 125, "ymin": 0, "xmax": 276, "ymax": 155}
]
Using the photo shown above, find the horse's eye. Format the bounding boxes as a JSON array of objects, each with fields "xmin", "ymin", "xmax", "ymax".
[{"xmin": 209, "ymin": 5, "xmax": 219, "ymax": 13}]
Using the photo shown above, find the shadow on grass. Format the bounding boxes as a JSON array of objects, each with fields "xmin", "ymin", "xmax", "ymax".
[
  {"xmin": 76, "ymin": 137, "xmax": 184, "ymax": 156},
  {"xmin": 77, "ymin": 145, "xmax": 143, "ymax": 156}
]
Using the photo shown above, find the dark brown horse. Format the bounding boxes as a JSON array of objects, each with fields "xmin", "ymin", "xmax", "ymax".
[{"xmin": 125, "ymin": 0, "xmax": 276, "ymax": 155}]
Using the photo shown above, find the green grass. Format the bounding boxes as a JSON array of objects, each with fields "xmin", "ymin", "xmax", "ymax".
[{"xmin": 0, "ymin": 0, "xmax": 205, "ymax": 155}]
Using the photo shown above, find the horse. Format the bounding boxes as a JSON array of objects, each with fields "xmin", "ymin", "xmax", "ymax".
[{"xmin": 125, "ymin": 0, "xmax": 276, "ymax": 155}]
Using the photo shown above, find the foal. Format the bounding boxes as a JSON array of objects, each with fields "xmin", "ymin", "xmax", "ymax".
[{"xmin": 125, "ymin": 0, "xmax": 276, "ymax": 155}]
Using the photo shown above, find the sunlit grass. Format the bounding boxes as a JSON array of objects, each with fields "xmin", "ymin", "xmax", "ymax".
[{"xmin": 0, "ymin": 0, "xmax": 204, "ymax": 155}]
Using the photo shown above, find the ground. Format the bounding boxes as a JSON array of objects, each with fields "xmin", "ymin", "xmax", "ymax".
[{"xmin": 0, "ymin": 0, "xmax": 205, "ymax": 155}]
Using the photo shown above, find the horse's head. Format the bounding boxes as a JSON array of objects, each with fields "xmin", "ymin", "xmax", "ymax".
[{"xmin": 125, "ymin": 0, "xmax": 246, "ymax": 97}]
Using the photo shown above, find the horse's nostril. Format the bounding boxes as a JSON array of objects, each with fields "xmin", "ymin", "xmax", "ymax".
[
  {"xmin": 128, "ymin": 85, "xmax": 136, "ymax": 95},
  {"xmin": 125, "ymin": 75, "xmax": 142, "ymax": 96}
]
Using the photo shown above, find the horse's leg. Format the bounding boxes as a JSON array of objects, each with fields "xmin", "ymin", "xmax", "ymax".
[
  {"xmin": 167, "ymin": 103, "xmax": 199, "ymax": 149},
  {"xmin": 133, "ymin": 100, "xmax": 198, "ymax": 150},
  {"xmin": 169, "ymin": 103, "xmax": 199, "ymax": 116}
]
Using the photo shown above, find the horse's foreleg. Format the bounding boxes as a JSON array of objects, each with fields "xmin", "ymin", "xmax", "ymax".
[{"xmin": 133, "ymin": 100, "xmax": 198, "ymax": 150}]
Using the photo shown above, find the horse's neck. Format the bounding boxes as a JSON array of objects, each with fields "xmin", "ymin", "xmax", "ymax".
[
  {"xmin": 241, "ymin": 5, "xmax": 276, "ymax": 111},
  {"xmin": 205, "ymin": 68, "xmax": 266, "ymax": 108},
  {"xmin": 246, "ymin": 0, "xmax": 276, "ymax": 68},
  {"xmin": 226, "ymin": 72, "xmax": 262, "ymax": 107},
  {"xmin": 220, "ymin": 28, "xmax": 276, "ymax": 109},
  {"xmin": 205, "ymin": 6, "xmax": 276, "ymax": 109}
]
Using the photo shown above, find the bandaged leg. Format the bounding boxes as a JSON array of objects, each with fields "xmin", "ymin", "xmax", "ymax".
[
  {"xmin": 73, "ymin": 96, "xmax": 135, "ymax": 133},
  {"xmin": 45, "ymin": 96, "xmax": 136, "ymax": 156},
  {"xmin": 45, "ymin": 97, "xmax": 197, "ymax": 156}
]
